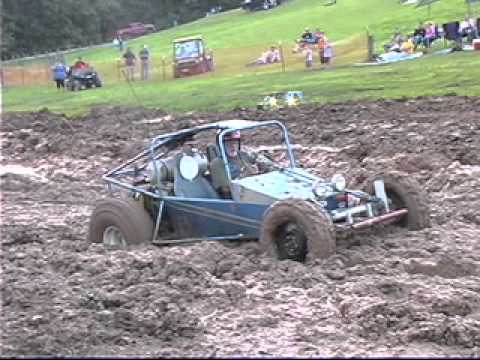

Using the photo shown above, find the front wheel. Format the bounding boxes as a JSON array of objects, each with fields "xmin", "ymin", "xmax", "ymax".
[
  {"xmin": 87, "ymin": 197, "xmax": 154, "ymax": 248},
  {"xmin": 365, "ymin": 171, "xmax": 431, "ymax": 230},
  {"xmin": 260, "ymin": 199, "xmax": 336, "ymax": 262}
]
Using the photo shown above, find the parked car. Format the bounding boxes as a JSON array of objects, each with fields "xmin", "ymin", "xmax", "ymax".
[
  {"xmin": 242, "ymin": 0, "xmax": 281, "ymax": 11},
  {"xmin": 172, "ymin": 35, "xmax": 214, "ymax": 78},
  {"xmin": 88, "ymin": 119, "xmax": 430, "ymax": 263},
  {"xmin": 116, "ymin": 22, "xmax": 156, "ymax": 40}
]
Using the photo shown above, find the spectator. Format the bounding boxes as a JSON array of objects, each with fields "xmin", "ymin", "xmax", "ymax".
[
  {"xmin": 305, "ymin": 46, "xmax": 314, "ymax": 69},
  {"xmin": 318, "ymin": 32, "xmax": 328, "ymax": 64},
  {"xmin": 139, "ymin": 45, "xmax": 151, "ymax": 80},
  {"xmin": 270, "ymin": 46, "xmax": 282, "ymax": 63},
  {"xmin": 73, "ymin": 57, "xmax": 89, "ymax": 70},
  {"xmin": 323, "ymin": 42, "xmax": 333, "ymax": 68},
  {"xmin": 384, "ymin": 30, "xmax": 405, "ymax": 52},
  {"xmin": 122, "ymin": 47, "xmax": 136, "ymax": 81},
  {"xmin": 247, "ymin": 47, "xmax": 275, "ymax": 67},
  {"xmin": 301, "ymin": 27, "xmax": 314, "ymax": 43},
  {"xmin": 413, "ymin": 22, "xmax": 427, "ymax": 50},
  {"xmin": 460, "ymin": 15, "xmax": 478, "ymax": 43},
  {"xmin": 313, "ymin": 28, "xmax": 323, "ymax": 43},
  {"xmin": 401, "ymin": 36, "xmax": 415, "ymax": 55},
  {"xmin": 425, "ymin": 22, "xmax": 437, "ymax": 48},
  {"xmin": 52, "ymin": 62, "xmax": 67, "ymax": 91}
]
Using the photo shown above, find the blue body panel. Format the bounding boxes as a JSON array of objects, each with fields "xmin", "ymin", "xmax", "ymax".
[
  {"xmin": 163, "ymin": 197, "xmax": 269, "ymax": 239},
  {"xmin": 233, "ymin": 168, "xmax": 319, "ymax": 201}
]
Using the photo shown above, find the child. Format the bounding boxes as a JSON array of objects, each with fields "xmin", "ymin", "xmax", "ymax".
[
  {"xmin": 305, "ymin": 46, "xmax": 314, "ymax": 69},
  {"xmin": 323, "ymin": 42, "xmax": 333, "ymax": 69}
]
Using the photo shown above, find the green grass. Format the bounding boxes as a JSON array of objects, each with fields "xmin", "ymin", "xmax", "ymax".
[
  {"xmin": 4, "ymin": 51, "xmax": 479, "ymax": 115},
  {"xmin": 2, "ymin": 0, "xmax": 480, "ymax": 115},
  {"xmin": 64, "ymin": 0, "xmax": 476, "ymax": 65}
]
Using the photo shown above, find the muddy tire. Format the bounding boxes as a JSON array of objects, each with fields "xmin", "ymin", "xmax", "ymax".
[
  {"xmin": 259, "ymin": 199, "xmax": 336, "ymax": 262},
  {"xmin": 365, "ymin": 171, "xmax": 431, "ymax": 230},
  {"xmin": 88, "ymin": 197, "xmax": 154, "ymax": 248}
]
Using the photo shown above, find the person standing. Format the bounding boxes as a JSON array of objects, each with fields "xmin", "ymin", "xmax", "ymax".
[
  {"xmin": 317, "ymin": 32, "xmax": 328, "ymax": 65},
  {"xmin": 323, "ymin": 42, "xmax": 333, "ymax": 69},
  {"xmin": 305, "ymin": 46, "xmax": 314, "ymax": 69},
  {"xmin": 139, "ymin": 45, "xmax": 151, "ymax": 80},
  {"xmin": 52, "ymin": 62, "xmax": 67, "ymax": 91},
  {"xmin": 122, "ymin": 47, "xmax": 136, "ymax": 81}
]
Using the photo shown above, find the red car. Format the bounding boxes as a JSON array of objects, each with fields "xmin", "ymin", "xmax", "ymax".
[{"xmin": 116, "ymin": 22, "xmax": 156, "ymax": 40}]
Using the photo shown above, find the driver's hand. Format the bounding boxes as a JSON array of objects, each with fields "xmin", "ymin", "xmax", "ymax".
[{"xmin": 240, "ymin": 163, "xmax": 259, "ymax": 177}]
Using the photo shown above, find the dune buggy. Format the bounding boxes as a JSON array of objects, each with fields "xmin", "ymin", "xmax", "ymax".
[{"xmin": 88, "ymin": 120, "xmax": 430, "ymax": 262}]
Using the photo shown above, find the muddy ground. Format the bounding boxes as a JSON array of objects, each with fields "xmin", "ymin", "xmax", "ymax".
[{"xmin": 1, "ymin": 96, "xmax": 480, "ymax": 357}]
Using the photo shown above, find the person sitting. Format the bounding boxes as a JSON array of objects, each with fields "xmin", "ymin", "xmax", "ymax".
[
  {"xmin": 270, "ymin": 46, "xmax": 282, "ymax": 63},
  {"xmin": 424, "ymin": 22, "xmax": 438, "ymax": 48},
  {"xmin": 73, "ymin": 57, "xmax": 89, "ymax": 70},
  {"xmin": 221, "ymin": 131, "xmax": 274, "ymax": 180},
  {"xmin": 460, "ymin": 15, "xmax": 478, "ymax": 43},
  {"xmin": 301, "ymin": 27, "xmax": 317, "ymax": 44},
  {"xmin": 247, "ymin": 47, "xmax": 278, "ymax": 66},
  {"xmin": 211, "ymin": 130, "xmax": 276, "ymax": 198},
  {"xmin": 384, "ymin": 30, "xmax": 405, "ymax": 52},
  {"xmin": 401, "ymin": 36, "xmax": 415, "ymax": 55},
  {"xmin": 413, "ymin": 22, "xmax": 427, "ymax": 50}
]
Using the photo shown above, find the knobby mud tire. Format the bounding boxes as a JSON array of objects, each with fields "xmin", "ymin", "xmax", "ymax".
[
  {"xmin": 364, "ymin": 171, "xmax": 431, "ymax": 230},
  {"xmin": 260, "ymin": 199, "xmax": 336, "ymax": 262},
  {"xmin": 88, "ymin": 197, "xmax": 154, "ymax": 247}
]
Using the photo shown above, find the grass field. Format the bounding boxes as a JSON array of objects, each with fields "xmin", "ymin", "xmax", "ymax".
[{"xmin": 2, "ymin": 0, "xmax": 480, "ymax": 115}]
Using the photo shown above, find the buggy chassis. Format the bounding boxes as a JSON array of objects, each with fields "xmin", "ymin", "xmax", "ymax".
[{"xmin": 95, "ymin": 119, "xmax": 430, "ymax": 261}]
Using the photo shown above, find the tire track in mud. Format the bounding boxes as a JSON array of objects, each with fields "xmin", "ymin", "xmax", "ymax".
[{"xmin": 1, "ymin": 96, "xmax": 480, "ymax": 357}]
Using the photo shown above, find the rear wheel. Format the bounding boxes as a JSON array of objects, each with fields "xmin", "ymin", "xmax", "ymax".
[
  {"xmin": 260, "ymin": 199, "xmax": 336, "ymax": 262},
  {"xmin": 88, "ymin": 197, "xmax": 154, "ymax": 248},
  {"xmin": 365, "ymin": 171, "xmax": 431, "ymax": 230},
  {"xmin": 73, "ymin": 80, "xmax": 81, "ymax": 91}
]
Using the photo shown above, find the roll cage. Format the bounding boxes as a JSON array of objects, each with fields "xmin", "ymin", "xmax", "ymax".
[{"xmin": 103, "ymin": 120, "xmax": 296, "ymax": 200}]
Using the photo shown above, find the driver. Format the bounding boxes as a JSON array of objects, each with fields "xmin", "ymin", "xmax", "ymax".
[{"xmin": 221, "ymin": 130, "xmax": 275, "ymax": 180}]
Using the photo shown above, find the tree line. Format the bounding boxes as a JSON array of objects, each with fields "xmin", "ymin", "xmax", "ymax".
[{"xmin": 1, "ymin": 0, "xmax": 241, "ymax": 60}]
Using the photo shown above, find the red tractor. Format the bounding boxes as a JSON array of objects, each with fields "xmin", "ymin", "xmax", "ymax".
[
  {"xmin": 173, "ymin": 35, "xmax": 214, "ymax": 78},
  {"xmin": 116, "ymin": 22, "xmax": 156, "ymax": 40}
]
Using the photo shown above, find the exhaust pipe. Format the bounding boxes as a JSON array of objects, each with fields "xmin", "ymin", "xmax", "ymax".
[{"xmin": 352, "ymin": 208, "xmax": 408, "ymax": 230}]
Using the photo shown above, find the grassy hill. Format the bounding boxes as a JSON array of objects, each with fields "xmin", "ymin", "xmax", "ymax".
[
  {"xmin": 3, "ymin": 0, "xmax": 480, "ymax": 114},
  {"xmin": 67, "ymin": 0, "xmax": 474, "ymax": 64}
]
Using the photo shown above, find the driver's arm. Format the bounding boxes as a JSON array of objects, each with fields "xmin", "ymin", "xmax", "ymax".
[{"xmin": 240, "ymin": 149, "xmax": 276, "ymax": 173}]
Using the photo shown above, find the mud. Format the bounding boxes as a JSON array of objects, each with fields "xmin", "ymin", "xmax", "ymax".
[{"xmin": 1, "ymin": 96, "xmax": 480, "ymax": 357}]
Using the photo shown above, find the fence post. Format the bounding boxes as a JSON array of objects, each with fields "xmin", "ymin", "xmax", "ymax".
[
  {"xmin": 162, "ymin": 57, "xmax": 166, "ymax": 80},
  {"xmin": 117, "ymin": 59, "xmax": 122, "ymax": 82},
  {"xmin": 279, "ymin": 41, "xmax": 286, "ymax": 73},
  {"xmin": 367, "ymin": 29, "xmax": 375, "ymax": 62},
  {"xmin": 45, "ymin": 64, "xmax": 50, "ymax": 87}
]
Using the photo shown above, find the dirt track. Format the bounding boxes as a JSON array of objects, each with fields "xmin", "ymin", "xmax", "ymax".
[{"xmin": 1, "ymin": 96, "xmax": 480, "ymax": 357}]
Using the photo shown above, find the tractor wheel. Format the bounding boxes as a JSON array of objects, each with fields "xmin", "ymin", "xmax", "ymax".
[
  {"xmin": 260, "ymin": 199, "xmax": 336, "ymax": 262},
  {"xmin": 364, "ymin": 171, "xmax": 431, "ymax": 230},
  {"xmin": 87, "ymin": 197, "xmax": 154, "ymax": 248}
]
